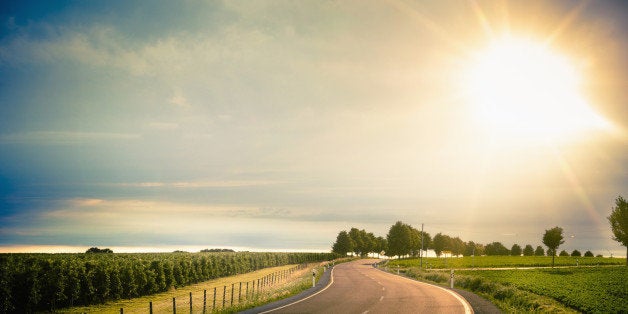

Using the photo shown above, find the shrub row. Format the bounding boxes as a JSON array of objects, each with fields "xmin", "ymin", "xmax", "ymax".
[{"xmin": 0, "ymin": 252, "xmax": 336, "ymax": 313}]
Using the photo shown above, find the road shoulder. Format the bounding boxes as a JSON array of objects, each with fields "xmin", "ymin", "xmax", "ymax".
[{"xmin": 240, "ymin": 265, "xmax": 334, "ymax": 313}]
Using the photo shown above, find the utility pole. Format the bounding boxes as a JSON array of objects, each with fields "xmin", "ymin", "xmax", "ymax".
[{"xmin": 420, "ymin": 223, "xmax": 424, "ymax": 268}]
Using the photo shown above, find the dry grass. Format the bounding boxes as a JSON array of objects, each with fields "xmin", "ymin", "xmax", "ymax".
[{"xmin": 59, "ymin": 263, "xmax": 316, "ymax": 313}]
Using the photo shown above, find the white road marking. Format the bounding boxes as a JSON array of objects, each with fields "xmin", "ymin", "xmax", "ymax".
[
  {"xmin": 260, "ymin": 267, "xmax": 336, "ymax": 313},
  {"xmin": 379, "ymin": 296, "xmax": 384, "ymax": 301},
  {"xmin": 373, "ymin": 267, "xmax": 474, "ymax": 314}
]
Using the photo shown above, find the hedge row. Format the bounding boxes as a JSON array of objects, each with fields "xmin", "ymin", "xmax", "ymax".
[{"xmin": 0, "ymin": 252, "xmax": 337, "ymax": 312}]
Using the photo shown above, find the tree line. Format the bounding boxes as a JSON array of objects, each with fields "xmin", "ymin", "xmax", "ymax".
[
  {"xmin": 332, "ymin": 195, "xmax": 627, "ymax": 266},
  {"xmin": 332, "ymin": 222, "xmax": 598, "ymax": 261},
  {"xmin": 0, "ymin": 251, "xmax": 336, "ymax": 313}
]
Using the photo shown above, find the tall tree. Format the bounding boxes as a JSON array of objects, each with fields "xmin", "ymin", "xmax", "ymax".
[
  {"xmin": 607, "ymin": 195, "xmax": 628, "ymax": 266},
  {"xmin": 510, "ymin": 244, "xmax": 522, "ymax": 256},
  {"xmin": 534, "ymin": 245, "xmax": 545, "ymax": 256},
  {"xmin": 432, "ymin": 233, "xmax": 452, "ymax": 257},
  {"xmin": 543, "ymin": 226, "xmax": 565, "ymax": 267},
  {"xmin": 451, "ymin": 237, "xmax": 466, "ymax": 257},
  {"xmin": 386, "ymin": 221, "xmax": 412, "ymax": 258},
  {"xmin": 348, "ymin": 228, "xmax": 366, "ymax": 256},
  {"xmin": 523, "ymin": 244, "xmax": 535, "ymax": 256},
  {"xmin": 332, "ymin": 231, "xmax": 354, "ymax": 256}
]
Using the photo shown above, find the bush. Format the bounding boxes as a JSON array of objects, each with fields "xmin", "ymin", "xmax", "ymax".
[
  {"xmin": 571, "ymin": 250, "xmax": 581, "ymax": 257},
  {"xmin": 584, "ymin": 251, "xmax": 594, "ymax": 257}
]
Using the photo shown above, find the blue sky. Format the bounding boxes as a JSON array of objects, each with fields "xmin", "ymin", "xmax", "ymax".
[{"xmin": 1, "ymin": 0, "xmax": 627, "ymax": 255}]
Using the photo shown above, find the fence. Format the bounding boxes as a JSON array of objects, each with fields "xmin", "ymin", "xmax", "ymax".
[{"xmin": 117, "ymin": 263, "xmax": 312, "ymax": 313}]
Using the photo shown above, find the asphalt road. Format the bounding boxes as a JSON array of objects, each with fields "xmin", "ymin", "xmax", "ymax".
[{"xmin": 261, "ymin": 259, "xmax": 473, "ymax": 314}]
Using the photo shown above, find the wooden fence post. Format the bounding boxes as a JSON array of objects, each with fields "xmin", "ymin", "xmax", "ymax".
[
  {"xmin": 222, "ymin": 286, "xmax": 226, "ymax": 308},
  {"xmin": 189, "ymin": 292, "xmax": 192, "ymax": 314},
  {"xmin": 149, "ymin": 301, "xmax": 153, "ymax": 314},
  {"xmin": 239, "ymin": 282, "xmax": 242, "ymax": 303},
  {"xmin": 231, "ymin": 283, "xmax": 234, "ymax": 306},
  {"xmin": 213, "ymin": 287, "xmax": 216, "ymax": 310},
  {"xmin": 173, "ymin": 297, "xmax": 176, "ymax": 314},
  {"xmin": 203, "ymin": 289, "xmax": 207, "ymax": 314}
]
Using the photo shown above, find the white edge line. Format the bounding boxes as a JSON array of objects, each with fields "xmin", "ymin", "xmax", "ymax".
[
  {"xmin": 260, "ymin": 267, "xmax": 335, "ymax": 313},
  {"xmin": 373, "ymin": 266, "xmax": 474, "ymax": 314}
]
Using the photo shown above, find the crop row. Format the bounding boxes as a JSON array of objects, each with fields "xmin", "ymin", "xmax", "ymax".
[
  {"xmin": 455, "ymin": 267, "xmax": 627, "ymax": 313},
  {"xmin": 388, "ymin": 255, "xmax": 624, "ymax": 269},
  {"xmin": 0, "ymin": 252, "xmax": 337, "ymax": 313}
]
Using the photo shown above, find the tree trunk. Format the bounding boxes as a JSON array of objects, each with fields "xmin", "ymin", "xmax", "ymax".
[
  {"xmin": 625, "ymin": 246, "xmax": 627, "ymax": 266},
  {"xmin": 552, "ymin": 252, "xmax": 555, "ymax": 268}
]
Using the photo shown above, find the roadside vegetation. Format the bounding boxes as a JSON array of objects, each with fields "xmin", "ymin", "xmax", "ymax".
[
  {"xmin": 387, "ymin": 255, "xmax": 624, "ymax": 269},
  {"xmin": 386, "ymin": 263, "xmax": 627, "ymax": 313},
  {"xmin": 0, "ymin": 251, "xmax": 336, "ymax": 313},
  {"xmin": 333, "ymin": 195, "xmax": 627, "ymax": 313}
]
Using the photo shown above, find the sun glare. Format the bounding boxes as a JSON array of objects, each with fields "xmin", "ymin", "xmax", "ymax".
[{"xmin": 465, "ymin": 37, "xmax": 610, "ymax": 141}]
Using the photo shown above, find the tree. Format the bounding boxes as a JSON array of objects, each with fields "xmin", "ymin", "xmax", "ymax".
[
  {"xmin": 584, "ymin": 251, "xmax": 594, "ymax": 257},
  {"xmin": 523, "ymin": 244, "xmax": 535, "ymax": 256},
  {"xmin": 510, "ymin": 244, "xmax": 522, "ymax": 256},
  {"xmin": 607, "ymin": 195, "xmax": 628, "ymax": 266},
  {"xmin": 348, "ymin": 228, "xmax": 366, "ymax": 256},
  {"xmin": 451, "ymin": 237, "xmax": 466, "ymax": 257},
  {"xmin": 534, "ymin": 246, "xmax": 545, "ymax": 256},
  {"xmin": 559, "ymin": 250, "xmax": 569, "ymax": 256},
  {"xmin": 374, "ymin": 236, "xmax": 388, "ymax": 257},
  {"xmin": 464, "ymin": 241, "xmax": 484, "ymax": 256},
  {"xmin": 571, "ymin": 250, "xmax": 581, "ymax": 257},
  {"xmin": 85, "ymin": 247, "xmax": 113, "ymax": 254},
  {"xmin": 332, "ymin": 231, "xmax": 354, "ymax": 256},
  {"xmin": 484, "ymin": 242, "xmax": 509, "ymax": 256},
  {"xmin": 386, "ymin": 221, "xmax": 413, "ymax": 258},
  {"xmin": 543, "ymin": 226, "xmax": 565, "ymax": 267},
  {"xmin": 431, "ymin": 233, "xmax": 452, "ymax": 257}
]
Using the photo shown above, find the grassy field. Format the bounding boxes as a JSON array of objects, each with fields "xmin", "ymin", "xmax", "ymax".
[
  {"xmin": 60, "ymin": 263, "xmax": 321, "ymax": 313},
  {"xmin": 387, "ymin": 255, "xmax": 624, "ymax": 269},
  {"xmin": 456, "ymin": 267, "xmax": 628, "ymax": 313},
  {"xmin": 385, "ymin": 256, "xmax": 627, "ymax": 313}
]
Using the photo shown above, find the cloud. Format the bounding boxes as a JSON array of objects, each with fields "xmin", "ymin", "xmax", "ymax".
[{"xmin": 0, "ymin": 131, "xmax": 141, "ymax": 144}]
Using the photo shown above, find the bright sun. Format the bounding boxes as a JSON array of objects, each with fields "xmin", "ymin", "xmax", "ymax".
[{"xmin": 465, "ymin": 37, "xmax": 610, "ymax": 141}]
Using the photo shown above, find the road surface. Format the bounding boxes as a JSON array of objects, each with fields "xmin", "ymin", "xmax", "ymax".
[{"xmin": 262, "ymin": 259, "xmax": 473, "ymax": 314}]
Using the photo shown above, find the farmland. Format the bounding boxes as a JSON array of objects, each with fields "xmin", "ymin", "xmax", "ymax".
[
  {"xmin": 385, "ymin": 256, "xmax": 627, "ymax": 313},
  {"xmin": 387, "ymin": 255, "xmax": 624, "ymax": 269},
  {"xmin": 456, "ymin": 267, "xmax": 628, "ymax": 313},
  {"xmin": 0, "ymin": 251, "xmax": 336, "ymax": 313}
]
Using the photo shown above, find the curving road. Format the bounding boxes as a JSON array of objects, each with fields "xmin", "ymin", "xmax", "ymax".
[{"xmin": 262, "ymin": 259, "xmax": 473, "ymax": 314}]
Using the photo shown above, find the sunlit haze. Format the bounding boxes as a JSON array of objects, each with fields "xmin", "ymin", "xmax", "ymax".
[{"xmin": 1, "ymin": 0, "xmax": 627, "ymax": 257}]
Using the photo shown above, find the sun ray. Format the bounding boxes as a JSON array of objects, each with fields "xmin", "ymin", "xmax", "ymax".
[
  {"xmin": 544, "ymin": 0, "xmax": 591, "ymax": 46},
  {"xmin": 550, "ymin": 146, "xmax": 603, "ymax": 227},
  {"xmin": 468, "ymin": 0, "xmax": 494, "ymax": 38}
]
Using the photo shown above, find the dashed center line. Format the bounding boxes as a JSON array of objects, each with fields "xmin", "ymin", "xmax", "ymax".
[{"xmin": 379, "ymin": 296, "xmax": 384, "ymax": 301}]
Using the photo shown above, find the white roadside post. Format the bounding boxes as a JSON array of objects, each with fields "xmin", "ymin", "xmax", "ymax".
[
  {"xmin": 312, "ymin": 269, "xmax": 316, "ymax": 287},
  {"xmin": 450, "ymin": 270, "xmax": 454, "ymax": 289}
]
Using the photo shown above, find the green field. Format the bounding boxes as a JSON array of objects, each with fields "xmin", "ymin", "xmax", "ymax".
[
  {"xmin": 456, "ymin": 267, "xmax": 628, "ymax": 313},
  {"xmin": 388, "ymin": 255, "xmax": 624, "ymax": 269},
  {"xmin": 386, "ymin": 256, "xmax": 627, "ymax": 313}
]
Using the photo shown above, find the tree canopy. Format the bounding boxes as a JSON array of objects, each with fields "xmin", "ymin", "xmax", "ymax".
[
  {"xmin": 607, "ymin": 195, "xmax": 628, "ymax": 265},
  {"xmin": 332, "ymin": 230, "xmax": 354, "ymax": 256},
  {"xmin": 543, "ymin": 226, "xmax": 565, "ymax": 267}
]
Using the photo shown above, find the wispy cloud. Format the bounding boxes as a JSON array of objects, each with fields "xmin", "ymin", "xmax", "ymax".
[{"xmin": 0, "ymin": 131, "xmax": 141, "ymax": 144}]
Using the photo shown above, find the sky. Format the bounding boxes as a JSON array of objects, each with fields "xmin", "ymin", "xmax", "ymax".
[{"xmin": 0, "ymin": 0, "xmax": 627, "ymax": 255}]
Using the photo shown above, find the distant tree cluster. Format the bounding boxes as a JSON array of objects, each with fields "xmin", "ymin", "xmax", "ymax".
[
  {"xmin": 200, "ymin": 249, "xmax": 235, "ymax": 252},
  {"xmin": 332, "ymin": 228, "xmax": 387, "ymax": 257},
  {"xmin": 331, "ymin": 221, "xmax": 606, "ymax": 261},
  {"xmin": 85, "ymin": 247, "xmax": 113, "ymax": 254}
]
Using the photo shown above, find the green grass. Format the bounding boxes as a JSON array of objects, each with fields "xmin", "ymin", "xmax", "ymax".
[
  {"xmin": 386, "ymin": 256, "xmax": 627, "ymax": 313},
  {"xmin": 455, "ymin": 267, "xmax": 628, "ymax": 313},
  {"xmin": 388, "ymin": 255, "xmax": 624, "ymax": 269}
]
